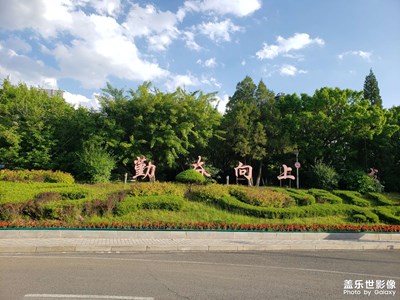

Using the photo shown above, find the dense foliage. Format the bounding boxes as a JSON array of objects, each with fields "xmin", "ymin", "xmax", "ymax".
[{"xmin": 0, "ymin": 73, "xmax": 399, "ymax": 191}]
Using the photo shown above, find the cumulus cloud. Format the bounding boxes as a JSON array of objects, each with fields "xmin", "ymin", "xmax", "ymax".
[
  {"xmin": 64, "ymin": 91, "xmax": 100, "ymax": 109},
  {"xmin": 256, "ymin": 33, "xmax": 325, "ymax": 60},
  {"xmin": 0, "ymin": 42, "xmax": 59, "ymax": 87},
  {"xmin": 183, "ymin": 0, "xmax": 261, "ymax": 17},
  {"xmin": 279, "ymin": 65, "xmax": 307, "ymax": 76},
  {"xmin": 198, "ymin": 19, "xmax": 242, "ymax": 42},
  {"xmin": 122, "ymin": 4, "xmax": 180, "ymax": 51},
  {"xmin": 165, "ymin": 73, "xmax": 200, "ymax": 91},
  {"xmin": 338, "ymin": 50, "xmax": 372, "ymax": 62},
  {"xmin": 0, "ymin": 1, "xmax": 170, "ymax": 89}
]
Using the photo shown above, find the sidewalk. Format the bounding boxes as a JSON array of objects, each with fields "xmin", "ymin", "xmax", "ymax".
[{"xmin": 0, "ymin": 230, "xmax": 399, "ymax": 253}]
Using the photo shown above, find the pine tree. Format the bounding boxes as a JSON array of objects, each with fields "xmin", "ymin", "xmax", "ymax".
[{"xmin": 363, "ymin": 69, "xmax": 382, "ymax": 108}]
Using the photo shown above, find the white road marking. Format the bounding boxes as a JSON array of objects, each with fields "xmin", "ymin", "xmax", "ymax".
[
  {"xmin": 5, "ymin": 254, "xmax": 400, "ymax": 280},
  {"xmin": 24, "ymin": 294, "xmax": 154, "ymax": 300}
]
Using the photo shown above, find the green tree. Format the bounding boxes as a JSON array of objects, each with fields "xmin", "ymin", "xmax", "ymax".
[
  {"xmin": 0, "ymin": 79, "xmax": 74, "ymax": 169},
  {"xmin": 363, "ymin": 69, "xmax": 382, "ymax": 108},
  {"xmin": 223, "ymin": 76, "xmax": 268, "ymax": 185}
]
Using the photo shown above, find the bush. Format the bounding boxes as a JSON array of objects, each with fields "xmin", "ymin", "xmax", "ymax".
[
  {"xmin": 116, "ymin": 195, "xmax": 184, "ymax": 215},
  {"xmin": 176, "ymin": 169, "xmax": 206, "ymax": 184},
  {"xmin": 351, "ymin": 207, "xmax": 379, "ymax": 223},
  {"xmin": 273, "ymin": 188, "xmax": 316, "ymax": 206},
  {"xmin": 75, "ymin": 139, "xmax": 115, "ymax": 183},
  {"xmin": 366, "ymin": 192, "xmax": 394, "ymax": 206},
  {"xmin": 0, "ymin": 169, "xmax": 74, "ymax": 184},
  {"xmin": 310, "ymin": 162, "xmax": 339, "ymax": 190},
  {"xmin": 308, "ymin": 189, "xmax": 343, "ymax": 204},
  {"xmin": 138, "ymin": 195, "xmax": 184, "ymax": 211},
  {"xmin": 0, "ymin": 203, "xmax": 21, "ymax": 220},
  {"xmin": 229, "ymin": 186, "xmax": 294, "ymax": 208},
  {"xmin": 129, "ymin": 182, "xmax": 186, "ymax": 197},
  {"xmin": 374, "ymin": 207, "xmax": 400, "ymax": 224},
  {"xmin": 82, "ymin": 190, "xmax": 127, "ymax": 216},
  {"xmin": 340, "ymin": 170, "xmax": 383, "ymax": 193},
  {"xmin": 333, "ymin": 190, "xmax": 371, "ymax": 207},
  {"xmin": 352, "ymin": 214, "xmax": 367, "ymax": 222}
]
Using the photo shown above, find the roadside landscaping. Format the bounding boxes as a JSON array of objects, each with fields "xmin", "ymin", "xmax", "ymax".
[{"xmin": 0, "ymin": 171, "xmax": 399, "ymax": 232}]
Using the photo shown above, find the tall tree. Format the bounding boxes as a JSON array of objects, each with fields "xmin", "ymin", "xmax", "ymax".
[
  {"xmin": 223, "ymin": 76, "xmax": 268, "ymax": 185},
  {"xmin": 363, "ymin": 69, "xmax": 382, "ymax": 108}
]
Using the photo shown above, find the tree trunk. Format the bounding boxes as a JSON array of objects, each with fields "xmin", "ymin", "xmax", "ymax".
[{"xmin": 255, "ymin": 161, "xmax": 262, "ymax": 186}]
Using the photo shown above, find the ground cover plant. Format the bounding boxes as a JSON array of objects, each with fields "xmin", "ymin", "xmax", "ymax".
[{"xmin": 0, "ymin": 179, "xmax": 399, "ymax": 231}]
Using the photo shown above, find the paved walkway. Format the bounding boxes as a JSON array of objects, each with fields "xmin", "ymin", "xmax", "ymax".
[{"xmin": 0, "ymin": 230, "xmax": 399, "ymax": 253}]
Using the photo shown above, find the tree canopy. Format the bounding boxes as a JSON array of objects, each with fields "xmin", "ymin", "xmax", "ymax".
[{"xmin": 0, "ymin": 74, "xmax": 399, "ymax": 191}]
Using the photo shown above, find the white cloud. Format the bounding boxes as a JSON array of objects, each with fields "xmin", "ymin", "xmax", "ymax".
[
  {"xmin": 201, "ymin": 75, "xmax": 221, "ymax": 88},
  {"xmin": 279, "ymin": 65, "xmax": 307, "ymax": 76},
  {"xmin": 241, "ymin": 59, "xmax": 246, "ymax": 66},
  {"xmin": 64, "ymin": 91, "xmax": 100, "ymax": 109},
  {"xmin": 122, "ymin": 4, "xmax": 180, "ymax": 51},
  {"xmin": 214, "ymin": 93, "xmax": 230, "ymax": 114},
  {"xmin": 183, "ymin": 30, "xmax": 201, "ymax": 51},
  {"xmin": 197, "ymin": 58, "xmax": 217, "ymax": 68},
  {"xmin": 204, "ymin": 58, "xmax": 217, "ymax": 68},
  {"xmin": 0, "ymin": 42, "xmax": 59, "ymax": 87},
  {"xmin": 183, "ymin": 0, "xmax": 262, "ymax": 17},
  {"xmin": 338, "ymin": 50, "xmax": 372, "ymax": 62},
  {"xmin": 198, "ymin": 19, "xmax": 242, "ymax": 42},
  {"xmin": 91, "ymin": 0, "xmax": 121, "ymax": 17},
  {"xmin": 165, "ymin": 74, "xmax": 200, "ymax": 91},
  {"xmin": 0, "ymin": 1, "xmax": 170, "ymax": 89},
  {"xmin": 256, "ymin": 33, "xmax": 325, "ymax": 60}
]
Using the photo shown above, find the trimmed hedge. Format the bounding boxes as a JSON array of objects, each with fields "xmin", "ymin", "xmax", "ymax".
[
  {"xmin": 308, "ymin": 189, "xmax": 343, "ymax": 204},
  {"xmin": 229, "ymin": 186, "xmax": 294, "ymax": 208},
  {"xmin": 129, "ymin": 182, "xmax": 186, "ymax": 197},
  {"xmin": 117, "ymin": 195, "xmax": 185, "ymax": 215},
  {"xmin": 333, "ymin": 190, "xmax": 371, "ymax": 207},
  {"xmin": 0, "ymin": 169, "xmax": 74, "ymax": 184},
  {"xmin": 273, "ymin": 188, "xmax": 316, "ymax": 206},
  {"xmin": 374, "ymin": 207, "xmax": 400, "ymax": 224},
  {"xmin": 366, "ymin": 192, "xmax": 395, "ymax": 206}
]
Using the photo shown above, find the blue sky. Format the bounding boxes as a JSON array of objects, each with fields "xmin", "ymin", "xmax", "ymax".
[{"xmin": 0, "ymin": 0, "xmax": 399, "ymax": 112}]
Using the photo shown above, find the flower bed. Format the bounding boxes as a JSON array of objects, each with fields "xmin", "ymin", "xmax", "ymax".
[{"xmin": 0, "ymin": 220, "xmax": 399, "ymax": 233}]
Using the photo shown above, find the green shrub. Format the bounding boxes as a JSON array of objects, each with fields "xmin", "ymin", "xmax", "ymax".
[
  {"xmin": 374, "ymin": 207, "xmax": 400, "ymax": 224},
  {"xmin": 138, "ymin": 195, "xmax": 184, "ymax": 211},
  {"xmin": 190, "ymin": 187, "xmax": 348, "ymax": 219},
  {"xmin": 351, "ymin": 207, "xmax": 379, "ymax": 223},
  {"xmin": 176, "ymin": 169, "xmax": 206, "ymax": 185},
  {"xmin": 308, "ymin": 189, "xmax": 343, "ymax": 204},
  {"xmin": 116, "ymin": 195, "xmax": 184, "ymax": 215},
  {"xmin": 229, "ymin": 186, "xmax": 294, "ymax": 208},
  {"xmin": 42, "ymin": 203, "xmax": 79, "ymax": 221},
  {"xmin": 340, "ymin": 170, "xmax": 383, "ymax": 193},
  {"xmin": 352, "ymin": 214, "xmax": 367, "ymax": 222},
  {"xmin": 75, "ymin": 139, "xmax": 115, "ymax": 183},
  {"xmin": 333, "ymin": 190, "xmax": 371, "ymax": 207},
  {"xmin": 0, "ymin": 169, "xmax": 74, "ymax": 184},
  {"xmin": 273, "ymin": 188, "xmax": 316, "ymax": 206},
  {"xmin": 366, "ymin": 192, "xmax": 394, "ymax": 206},
  {"xmin": 190, "ymin": 184, "xmax": 230, "ymax": 202},
  {"xmin": 60, "ymin": 190, "xmax": 88, "ymax": 200},
  {"xmin": 82, "ymin": 191, "xmax": 127, "ymax": 216},
  {"xmin": 310, "ymin": 162, "xmax": 339, "ymax": 190},
  {"xmin": 129, "ymin": 182, "xmax": 186, "ymax": 197}
]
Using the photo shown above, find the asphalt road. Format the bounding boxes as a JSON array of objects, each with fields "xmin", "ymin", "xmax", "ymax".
[{"xmin": 0, "ymin": 251, "xmax": 399, "ymax": 300}]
